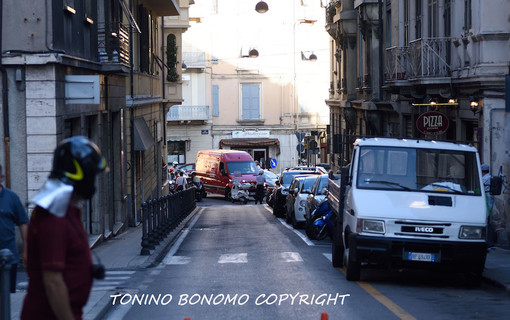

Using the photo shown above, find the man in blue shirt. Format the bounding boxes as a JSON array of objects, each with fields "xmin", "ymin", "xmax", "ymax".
[{"xmin": 0, "ymin": 164, "xmax": 28, "ymax": 292}]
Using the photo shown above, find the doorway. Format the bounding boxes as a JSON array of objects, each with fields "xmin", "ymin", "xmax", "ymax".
[{"xmin": 253, "ymin": 149, "xmax": 267, "ymax": 169}]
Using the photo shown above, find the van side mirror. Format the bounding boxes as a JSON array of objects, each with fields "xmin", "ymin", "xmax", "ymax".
[{"xmin": 491, "ymin": 176, "xmax": 503, "ymax": 195}]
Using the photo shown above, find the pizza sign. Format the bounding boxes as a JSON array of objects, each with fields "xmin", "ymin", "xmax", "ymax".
[{"xmin": 416, "ymin": 111, "xmax": 449, "ymax": 135}]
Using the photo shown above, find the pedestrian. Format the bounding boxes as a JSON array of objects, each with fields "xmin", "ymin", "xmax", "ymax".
[
  {"xmin": 255, "ymin": 169, "xmax": 266, "ymax": 204},
  {"xmin": 481, "ymin": 164, "xmax": 495, "ymax": 248},
  {"xmin": 255, "ymin": 160, "xmax": 261, "ymax": 171},
  {"xmin": 21, "ymin": 136, "xmax": 107, "ymax": 320},
  {"xmin": 175, "ymin": 171, "xmax": 187, "ymax": 192},
  {"xmin": 0, "ymin": 164, "xmax": 29, "ymax": 294}
]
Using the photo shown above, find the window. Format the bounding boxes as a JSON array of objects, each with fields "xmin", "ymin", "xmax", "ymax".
[
  {"xmin": 167, "ymin": 141, "xmax": 186, "ymax": 164},
  {"xmin": 212, "ymin": 85, "xmax": 219, "ymax": 116},
  {"xmin": 427, "ymin": 0, "xmax": 438, "ymax": 37},
  {"xmin": 464, "ymin": 0, "xmax": 472, "ymax": 32},
  {"xmin": 404, "ymin": 0, "xmax": 409, "ymax": 45},
  {"xmin": 138, "ymin": 5, "xmax": 155, "ymax": 74},
  {"xmin": 416, "ymin": 0, "xmax": 422, "ymax": 39},
  {"xmin": 357, "ymin": 146, "xmax": 481, "ymax": 195},
  {"xmin": 241, "ymin": 84, "xmax": 260, "ymax": 120}
]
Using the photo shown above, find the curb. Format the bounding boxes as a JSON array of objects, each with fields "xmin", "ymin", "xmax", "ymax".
[{"xmin": 87, "ymin": 206, "xmax": 201, "ymax": 320}]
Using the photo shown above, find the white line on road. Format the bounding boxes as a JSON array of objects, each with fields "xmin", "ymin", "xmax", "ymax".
[
  {"xmin": 163, "ymin": 255, "xmax": 191, "ymax": 265},
  {"xmin": 264, "ymin": 206, "xmax": 315, "ymax": 246},
  {"xmin": 281, "ymin": 252, "xmax": 303, "ymax": 262},
  {"xmin": 218, "ymin": 253, "xmax": 248, "ymax": 263},
  {"xmin": 323, "ymin": 253, "xmax": 332, "ymax": 262},
  {"xmin": 161, "ymin": 209, "xmax": 202, "ymax": 265},
  {"xmin": 105, "ymin": 270, "xmax": 136, "ymax": 275}
]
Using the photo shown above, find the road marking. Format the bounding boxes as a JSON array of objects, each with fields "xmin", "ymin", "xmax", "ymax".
[
  {"xmin": 357, "ymin": 281, "xmax": 417, "ymax": 320},
  {"xmin": 323, "ymin": 253, "xmax": 332, "ymax": 261},
  {"xmin": 264, "ymin": 206, "xmax": 315, "ymax": 246},
  {"xmin": 281, "ymin": 252, "xmax": 303, "ymax": 262},
  {"xmin": 161, "ymin": 208, "xmax": 202, "ymax": 265},
  {"xmin": 218, "ymin": 253, "xmax": 248, "ymax": 263},
  {"xmin": 163, "ymin": 255, "xmax": 191, "ymax": 265},
  {"xmin": 105, "ymin": 270, "xmax": 136, "ymax": 275},
  {"xmin": 333, "ymin": 267, "xmax": 417, "ymax": 320}
]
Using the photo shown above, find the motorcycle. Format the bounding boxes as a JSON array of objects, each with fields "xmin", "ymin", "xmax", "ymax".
[
  {"xmin": 230, "ymin": 179, "xmax": 255, "ymax": 204},
  {"xmin": 305, "ymin": 198, "xmax": 333, "ymax": 240}
]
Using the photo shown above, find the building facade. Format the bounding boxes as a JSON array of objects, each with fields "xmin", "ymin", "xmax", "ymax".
[
  {"xmin": 325, "ymin": 0, "xmax": 509, "ymax": 245},
  {"xmin": 166, "ymin": 0, "xmax": 330, "ymax": 173},
  {"xmin": 0, "ymin": 0, "xmax": 189, "ymax": 243}
]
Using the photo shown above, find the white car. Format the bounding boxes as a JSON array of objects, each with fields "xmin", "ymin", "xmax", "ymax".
[{"xmin": 285, "ymin": 175, "xmax": 318, "ymax": 229}]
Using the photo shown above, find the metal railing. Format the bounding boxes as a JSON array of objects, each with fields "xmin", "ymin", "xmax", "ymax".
[
  {"xmin": 385, "ymin": 38, "xmax": 452, "ymax": 80},
  {"xmin": 140, "ymin": 189, "xmax": 196, "ymax": 255},
  {"xmin": 167, "ymin": 105, "xmax": 210, "ymax": 121},
  {"xmin": 1, "ymin": 249, "xmax": 13, "ymax": 319}
]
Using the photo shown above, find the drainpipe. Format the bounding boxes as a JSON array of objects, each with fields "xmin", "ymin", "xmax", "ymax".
[
  {"xmin": 378, "ymin": 0, "xmax": 383, "ymax": 101},
  {"xmin": 0, "ymin": 0, "xmax": 11, "ymax": 188},
  {"xmin": 129, "ymin": 0, "xmax": 137, "ymax": 225}
]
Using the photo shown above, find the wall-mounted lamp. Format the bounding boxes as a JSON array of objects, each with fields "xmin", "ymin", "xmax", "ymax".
[
  {"xmin": 301, "ymin": 51, "xmax": 317, "ymax": 61},
  {"xmin": 255, "ymin": 1, "xmax": 269, "ymax": 14},
  {"xmin": 181, "ymin": 62, "xmax": 187, "ymax": 72},
  {"xmin": 470, "ymin": 96, "xmax": 481, "ymax": 114}
]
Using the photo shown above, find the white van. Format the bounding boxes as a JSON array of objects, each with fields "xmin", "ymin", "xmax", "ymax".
[{"xmin": 336, "ymin": 138, "xmax": 490, "ymax": 284}]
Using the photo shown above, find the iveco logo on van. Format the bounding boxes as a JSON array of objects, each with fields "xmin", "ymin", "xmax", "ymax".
[{"xmin": 415, "ymin": 227, "xmax": 434, "ymax": 233}]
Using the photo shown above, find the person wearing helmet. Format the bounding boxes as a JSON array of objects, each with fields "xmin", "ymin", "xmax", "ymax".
[
  {"xmin": 255, "ymin": 169, "xmax": 266, "ymax": 204},
  {"xmin": 21, "ymin": 136, "xmax": 107, "ymax": 320},
  {"xmin": 172, "ymin": 161, "xmax": 179, "ymax": 169}
]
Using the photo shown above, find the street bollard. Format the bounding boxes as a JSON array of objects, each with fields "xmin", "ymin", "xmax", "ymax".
[
  {"xmin": 140, "ymin": 202, "xmax": 152, "ymax": 255},
  {"xmin": 0, "ymin": 248, "xmax": 14, "ymax": 320}
]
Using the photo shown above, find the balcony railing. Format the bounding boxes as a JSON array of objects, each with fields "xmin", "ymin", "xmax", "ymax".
[
  {"xmin": 167, "ymin": 105, "xmax": 210, "ymax": 121},
  {"xmin": 97, "ymin": 22, "xmax": 130, "ymax": 65},
  {"xmin": 385, "ymin": 38, "xmax": 452, "ymax": 81}
]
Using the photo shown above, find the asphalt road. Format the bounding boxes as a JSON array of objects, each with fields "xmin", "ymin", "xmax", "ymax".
[{"xmin": 104, "ymin": 195, "xmax": 510, "ymax": 320}]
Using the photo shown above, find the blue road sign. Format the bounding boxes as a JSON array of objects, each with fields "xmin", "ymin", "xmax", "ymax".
[
  {"xmin": 295, "ymin": 132, "xmax": 305, "ymax": 142},
  {"xmin": 270, "ymin": 158, "xmax": 277, "ymax": 168},
  {"xmin": 296, "ymin": 144, "xmax": 305, "ymax": 153}
]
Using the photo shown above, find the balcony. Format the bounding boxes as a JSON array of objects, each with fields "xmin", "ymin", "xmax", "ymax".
[
  {"xmin": 97, "ymin": 22, "xmax": 130, "ymax": 65},
  {"xmin": 167, "ymin": 105, "xmax": 210, "ymax": 122},
  {"xmin": 385, "ymin": 38, "xmax": 452, "ymax": 81}
]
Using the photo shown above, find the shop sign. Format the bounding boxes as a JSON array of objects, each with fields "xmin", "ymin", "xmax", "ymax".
[
  {"xmin": 232, "ymin": 130, "xmax": 270, "ymax": 138},
  {"xmin": 416, "ymin": 111, "xmax": 449, "ymax": 135}
]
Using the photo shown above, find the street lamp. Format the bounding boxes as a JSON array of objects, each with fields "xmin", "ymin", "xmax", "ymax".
[
  {"xmin": 249, "ymin": 48, "xmax": 259, "ymax": 58},
  {"xmin": 301, "ymin": 51, "xmax": 317, "ymax": 61},
  {"xmin": 255, "ymin": 1, "xmax": 269, "ymax": 14}
]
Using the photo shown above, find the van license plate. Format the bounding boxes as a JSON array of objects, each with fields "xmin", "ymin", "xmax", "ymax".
[{"xmin": 406, "ymin": 252, "xmax": 436, "ymax": 262}]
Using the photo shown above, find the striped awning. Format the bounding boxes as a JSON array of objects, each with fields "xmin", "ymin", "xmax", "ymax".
[{"xmin": 219, "ymin": 138, "xmax": 280, "ymax": 155}]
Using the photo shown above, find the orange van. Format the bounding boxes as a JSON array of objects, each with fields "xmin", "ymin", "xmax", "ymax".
[{"xmin": 195, "ymin": 150, "xmax": 258, "ymax": 199}]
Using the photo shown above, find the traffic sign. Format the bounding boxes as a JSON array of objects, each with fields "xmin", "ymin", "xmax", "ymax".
[
  {"xmin": 296, "ymin": 144, "xmax": 305, "ymax": 153},
  {"xmin": 270, "ymin": 158, "xmax": 277, "ymax": 168},
  {"xmin": 295, "ymin": 132, "xmax": 306, "ymax": 142}
]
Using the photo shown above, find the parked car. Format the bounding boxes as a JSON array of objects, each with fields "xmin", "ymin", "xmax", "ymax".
[
  {"xmin": 272, "ymin": 168, "xmax": 322, "ymax": 218},
  {"xmin": 176, "ymin": 163, "xmax": 195, "ymax": 175},
  {"xmin": 305, "ymin": 174, "xmax": 330, "ymax": 221},
  {"xmin": 285, "ymin": 175, "xmax": 318, "ymax": 228}
]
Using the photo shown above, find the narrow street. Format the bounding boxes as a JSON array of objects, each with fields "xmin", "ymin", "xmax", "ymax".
[{"xmin": 103, "ymin": 196, "xmax": 510, "ymax": 320}]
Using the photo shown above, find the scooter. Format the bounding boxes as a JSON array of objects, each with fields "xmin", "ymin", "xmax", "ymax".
[
  {"xmin": 192, "ymin": 180, "xmax": 206, "ymax": 202},
  {"xmin": 305, "ymin": 198, "xmax": 333, "ymax": 240},
  {"xmin": 230, "ymin": 179, "xmax": 255, "ymax": 204}
]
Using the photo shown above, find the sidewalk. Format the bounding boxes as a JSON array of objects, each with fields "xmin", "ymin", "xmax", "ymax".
[
  {"xmin": 9, "ymin": 207, "xmax": 201, "ymax": 320},
  {"xmin": 9, "ymin": 212, "xmax": 510, "ymax": 319}
]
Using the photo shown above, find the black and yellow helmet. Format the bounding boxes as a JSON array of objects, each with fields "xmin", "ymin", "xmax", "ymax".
[{"xmin": 49, "ymin": 136, "xmax": 107, "ymax": 199}]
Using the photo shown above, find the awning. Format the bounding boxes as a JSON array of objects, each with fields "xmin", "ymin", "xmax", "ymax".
[
  {"xmin": 134, "ymin": 118, "xmax": 154, "ymax": 151},
  {"xmin": 219, "ymin": 138, "xmax": 280, "ymax": 155}
]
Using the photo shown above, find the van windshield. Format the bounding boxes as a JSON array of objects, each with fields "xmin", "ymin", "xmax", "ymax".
[
  {"xmin": 227, "ymin": 161, "xmax": 258, "ymax": 175},
  {"xmin": 356, "ymin": 146, "xmax": 481, "ymax": 195}
]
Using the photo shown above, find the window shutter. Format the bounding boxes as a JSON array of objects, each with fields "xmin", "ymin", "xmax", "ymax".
[{"xmin": 212, "ymin": 85, "xmax": 219, "ymax": 116}]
